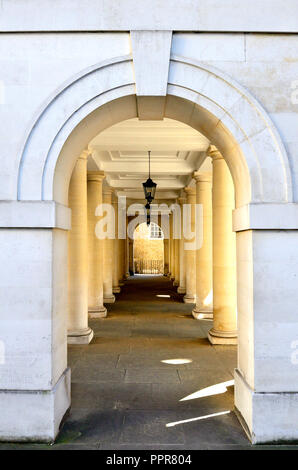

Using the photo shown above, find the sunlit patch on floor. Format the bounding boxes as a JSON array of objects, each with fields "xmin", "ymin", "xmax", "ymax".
[
  {"xmin": 156, "ymin": 294, "xmax": 171, "ymax": 298},
  {"xmin": 180, "ymin": 380, "xmax": 234, "ymax": 401},
  {"xmin": 166, "ymin": 410, "xmax": 231, "ymax": 427},
  {"xmin": 161, "ymin": 358, "xmax": 192, "ymax": 365}
]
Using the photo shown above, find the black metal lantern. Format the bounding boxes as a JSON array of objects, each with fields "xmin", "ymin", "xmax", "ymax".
[{"xmin": 143, "ymin": 151, "xmax": 157, "ymax": 203}]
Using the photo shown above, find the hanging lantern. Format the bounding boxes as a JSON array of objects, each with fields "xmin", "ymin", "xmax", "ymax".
[{"xmin": 142, "ymin": 150, "xmax": 157, "ymax": 203}]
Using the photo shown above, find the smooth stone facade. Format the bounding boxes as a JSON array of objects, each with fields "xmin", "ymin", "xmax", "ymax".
[{"xmin": 1, "ymin": 3, "xmax": 298, "ymax": 444}]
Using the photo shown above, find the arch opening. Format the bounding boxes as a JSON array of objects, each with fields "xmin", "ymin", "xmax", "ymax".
[{"xmin": 133, "ymin": 222, "xmax": 164, "ymax": 275}]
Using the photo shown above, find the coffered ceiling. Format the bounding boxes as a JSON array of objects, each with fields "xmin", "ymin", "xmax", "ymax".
[{"xmin": 88, "ymin": 118, "xmax": 210, "ymax": 200}]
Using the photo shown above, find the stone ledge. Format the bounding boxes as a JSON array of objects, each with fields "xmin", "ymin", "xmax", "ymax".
[
  {"xmin": 0, "ymin": 201, "xmax": 71, "ymax": 230},
  {"xmin": 1, "ymin": 0, "xmax": 297, "ymax": 32},
  {"xmin": 233, "ymin": 203, "xmax": 298, "ymax": 231}
]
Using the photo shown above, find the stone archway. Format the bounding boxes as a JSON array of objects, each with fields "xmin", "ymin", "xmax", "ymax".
[
  {"xmin": 17, "ymin": 55, "xmax": 291, "ymax": 207},
  {"xmin": 2, "ymin": 53, "xmax": 298, "ymax": 444}
]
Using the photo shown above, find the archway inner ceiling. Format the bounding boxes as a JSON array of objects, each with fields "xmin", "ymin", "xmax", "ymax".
[{"xmin": 88, "ymin": 117, "xmax": 211, "ymax": 202}]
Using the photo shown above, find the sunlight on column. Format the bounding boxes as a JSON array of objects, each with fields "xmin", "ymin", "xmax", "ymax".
[
  {"xmin": 166, "ymin": 410, "xmax": 231, "ymax": 427},
  {"xmin": 161, "ymin": 358, "xmax": 192, "ymax": 365},
  {"xmin": 203, "ymin": 289, "xmax": 213, "ymax": 306},
  {"xmin": 197, "ymin": 313, "xmax": 212, "ymax": 320},
  {"xmin": 180, "ymin": 379, "xmax": 234, "ymax": 401}
]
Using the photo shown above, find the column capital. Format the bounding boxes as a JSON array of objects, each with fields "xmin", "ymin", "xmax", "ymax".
[
  {"xmin": 178, "ymin": 196, "xmax": 186, "ymax": 205},
  {"xmin": 78, "ymin": 149, "xmax": 91, "ymax": 161},
  {"xmin": 184, "ymin": 186, "xmax": 196, "ymax": 196},
  {"xmin": 207, "ymin": 145, "xmax": 223, "ymax": 161},
  {"xmin": 103, "ymin": 187, "xmax": 114, "ymax": 205},
  {"xmin": 87, "ymin": 171, "xmax": 105, "ymax": 182},
  {"xmin": 112, "ymin": 191, "xmax": 119, "ymax": 204},
  {"xmin": 103, "ymin": 187, "xmax": 114, "ymax": 196},
  {"xmin": 193, "ymin": 171, "xmax": 212, "ymax": 183}
]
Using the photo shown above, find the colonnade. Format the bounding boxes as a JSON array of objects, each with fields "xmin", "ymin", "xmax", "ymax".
[
  {"xmin": 167, "ymin": 146, "xmax": 237, "ymax": 345},
  {"xmin": 68, "ymin": 145, "xmax": 237, "ymax": 346},
  {"xmin": 67, "ymin": 152, "xmax": 127, "ymax": 344}
]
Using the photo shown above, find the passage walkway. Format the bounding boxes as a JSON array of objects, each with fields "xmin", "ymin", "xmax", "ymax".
[
  {"xmin": 4, "ymin": 275, "xmax": 294, "ymax": 450},
  {"xmin": 61, "ymin": 274, "xmax": 247, "ymax": 449}
]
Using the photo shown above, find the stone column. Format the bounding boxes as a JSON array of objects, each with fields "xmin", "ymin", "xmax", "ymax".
[
  {"xmin": 87, "ymin": 171, "xmax": 107, "ymax": 318},
  {"xmin": 174, "ymin": 237, "xmax": 180, "ymax": 286},
  {"xmin": 183, "ymin": 187, "xmax": 196, "ymax": 304},
  {"xmin": 112, "ymin": 194, "xmax": 121, "ymax": 293},
  {"xmin": 208, "ymin": 148, "xmax": 237, "ymax": 344},
  {"xmin": 171, "ymin": 244, "xmax": 175, "ymax": 281},
  {"xmin": 118, "ymin": 198, "xmax": 126, "ymax": 286},
  {"xmin": 169, "ymin": 213, "xmax": 174, "ymax": 280},
  {"xmin": 177, "ymin": 195, "xmax": 186, "ymax": 294},
  {"xmin": 68, "ymin": 152, "xmax": 94, "ymax": 343},
  {"xmin": 128, "ymin": 237, "xmax": 134, "ymax": 275},
  {"xmin": 125, "ymin": 215, "xmax": 130, "ymax": 278},
  {"xmin": 103, "ymin": 188, "xmax": 116, "ymax": 303},
  {"xmin": 163, "ymin": 238, "xmax": 170, "ymax": 276},
  {"xmin": 118, "ymin": 239, "xmax": 125, "ymax": 286},
  {"xmin": 192, "ymin": 172, "xmax": 213, "ymax": 319},
  {"xmin": 172, "ymin": 204, "xmax": 180, "ymax": 285},
  {"xmin": 127, "ymin": 215, "xmax": 135, "ymax": 275}
]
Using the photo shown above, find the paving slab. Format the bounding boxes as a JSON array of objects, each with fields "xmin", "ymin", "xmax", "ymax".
[
  {"xmin": 124, "ymin": 368, "xmax": 180, "ymax": 384},
  {"xmin": 57, "ymin": 409, "xmax": 124, "ymax": 446},
  {"xmin": 120, "ymin": 411, "xmax": 186, "ymax": 445}
]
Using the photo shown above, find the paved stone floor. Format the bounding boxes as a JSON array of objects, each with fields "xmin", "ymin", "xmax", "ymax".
[{"xmin": 1, "ymin": 275, "xmax": 297, "ymax": 450}]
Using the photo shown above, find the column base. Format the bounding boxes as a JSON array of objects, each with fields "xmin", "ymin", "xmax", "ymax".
[
  {"xmin": 177, "ymin": 286, "xmax": 186, "ymax": 294},
  {"xmin": 104, "ymin": 294, "xmax": 115, "ymax": 304},
  {"xmin": 0, "ymin": 368, "xmax": 71, "ymax": 442},
  {"xmin": 113, "ymin": 286, "xmax": 121, "ymax": 293},
  {"xmin": 208, "ymin": 327, "xmax": 237, "ymax": 345},
  {"xmin": 88, "ymin": 306, "xmax": 107, "ymax": 319},
  {"xmin": 68, "ymin": 327, "xmax": 94, "ymax": 344},
  {"xmin": 235, "ymin": 368, "xmax": 298, "ymax": 444},
  {"xmin": 192, "ymin": 307, "xmax": 213, "ymax": 320},
  {"xmin": 183, "ymin": 294, "xmax": 196, "ymax": 304}
]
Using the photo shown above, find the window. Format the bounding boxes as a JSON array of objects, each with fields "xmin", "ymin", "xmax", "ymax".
[{"xmin": 149, "ymin": 222, "xmax": 163, "ymax": 239}]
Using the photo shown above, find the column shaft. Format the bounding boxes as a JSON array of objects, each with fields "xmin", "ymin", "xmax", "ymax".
[
  {"xmin": 169, "ymin": 213, "xmax": 174, "ymax": 279},
  {"xmin": 87, "ymin": 171, "xmax": 107, "ymax": 318},
  {"xmin": 174, "ymin": 237, "xmax": 180, "ymax": 286},
  {"xmin": 183, "ymin": 187, "xmax": 196, "ymax": 303},
  {"xmin": 103, "ymin": 189, "xmax": 116, "ymax": 303},
  {"xmin": 125, "ymin": 215, "xmax": 130, "ymax": 278},
  {"xmin": 177, "ymin": 196, "xmax": 186, "ymax": 294},
  {"xmin": 163, "ymin": 238, "xmax": 170, "ymax": 276},
  {"xmin": 112, "ymin": 196, "xmax": 121, "ymax": 293},
  {"xmin": 192, "ymin": 173, "xmax": 213, "ymax": 319},
  {"xmin": 208, "ymin": 150, "xmax": 237, "ymax": 344},
  {"xmin": 68, "ymin": 153, "xmax": 94, "ymax": 343}
]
